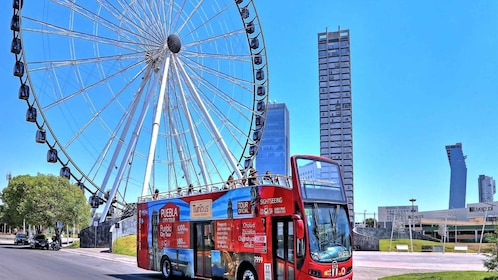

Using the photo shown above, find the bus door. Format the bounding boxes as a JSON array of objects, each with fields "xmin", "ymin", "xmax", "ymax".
[
  {"xmin": 272, "ymin": 218, "xmax": 295, "ymax": 280},
  {"xmin": 193, "ymin": 222, "xmax": 213, "ymax": 278}
]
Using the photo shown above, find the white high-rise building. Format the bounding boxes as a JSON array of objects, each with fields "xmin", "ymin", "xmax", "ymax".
[
  {"xmin": 318, "ymin": 27, "xmax": 354, "ymax": 219},
  {"xmin": 478, "ymin": 175, "xmax": 496, "ymax": 203}
]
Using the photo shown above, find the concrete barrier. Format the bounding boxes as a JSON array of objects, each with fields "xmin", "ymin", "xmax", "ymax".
[
  {"xmin": 396, "ymin": 244, "xmax": 409, "ymax": 252},
  {"xmin": 454, "ymin": 245, "xmax": 468, "ymax": 253},
  {"xmin": 421, "ymin": 245, "xmax": 433, "ymax": 252}
]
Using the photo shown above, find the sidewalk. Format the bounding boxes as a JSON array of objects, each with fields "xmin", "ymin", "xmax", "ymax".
[
  {"xmin": 1, "ymin": 233, "xmax": 135, "ymax": 264},
  {"xmin": 62, "ymin": 247, "xmax": 136, "ymax": 265}
]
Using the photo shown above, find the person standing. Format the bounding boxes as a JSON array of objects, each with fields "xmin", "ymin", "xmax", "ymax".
[
  {"xmin": 224, "ymin": 175, "xmax": 235, "ymax": 189},
  {"xmin": 248, "ymin": 168, "xmax": 258, "ymax": 186}
]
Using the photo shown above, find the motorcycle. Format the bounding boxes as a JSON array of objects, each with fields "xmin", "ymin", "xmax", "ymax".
[{"xmin": 50, "ymin": 236, "xmax": 61, "ymax": 251}]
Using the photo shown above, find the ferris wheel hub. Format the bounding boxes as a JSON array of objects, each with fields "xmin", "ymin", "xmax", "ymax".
[{"xmin": 167, "ymin": 34, "xmax": 181, "ymax": 53}]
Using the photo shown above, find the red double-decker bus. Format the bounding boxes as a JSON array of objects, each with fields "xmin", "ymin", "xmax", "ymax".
[{"xmin": 137, "ymin": 155, "xmax": 353, "ymax": 279}]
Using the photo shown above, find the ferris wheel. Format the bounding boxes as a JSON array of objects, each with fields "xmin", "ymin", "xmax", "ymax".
[{"xmin": 10, "ymin": 0, "xmax": 269, "ymax": 221}]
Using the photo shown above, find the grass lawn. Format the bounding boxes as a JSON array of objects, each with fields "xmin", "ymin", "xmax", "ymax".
[
  {"xmin": 378, "ymin": 238, "xmax": 493, "ymax": 253},
  {"xmin": 377, "ymin": 239, "xmax": 497, "ymax": 279},
  {"xmin": 65, "ymin": 240, "xmax": 80, "ymax": 248},
  {"xmin": 112, "ymin": 234, "xmax": 137, "ymax": 257}
]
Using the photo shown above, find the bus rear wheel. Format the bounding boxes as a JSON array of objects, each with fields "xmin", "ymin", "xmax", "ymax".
[
  {"xmin": 238, "ymin": 266, "xmax": 258, "ymax": 280},
  {"xmin": 161, "ymin": 257, "xmax": 173, "ymax": 279}
]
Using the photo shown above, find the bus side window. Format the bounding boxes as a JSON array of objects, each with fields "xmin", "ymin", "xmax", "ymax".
[{"xmin": 296, "ymin": 239, "xmax": 305, "ymax": 258}]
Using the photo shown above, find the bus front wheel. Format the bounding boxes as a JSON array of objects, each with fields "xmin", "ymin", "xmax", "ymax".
[
  {"xmin": 160, "ymin": 257, "xmax": 173, "ymax": 279},
  {"xmin": 238, "ymin": 265, "xmax": 258, "ymax": 280}
]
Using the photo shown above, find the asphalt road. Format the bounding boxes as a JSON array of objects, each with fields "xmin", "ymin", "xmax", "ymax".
[
  {"xmin": 0, "ymin": 234, "xmax": 489, "ymax": 279},
  {"xmin": 0, "ymin": 244, "xmax": 158, "ymax": 280}
]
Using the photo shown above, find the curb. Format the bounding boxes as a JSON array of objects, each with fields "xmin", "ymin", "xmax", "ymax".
[{"xmin": 61, "ymin": 248, "xmax": 136, "ymax": 265}]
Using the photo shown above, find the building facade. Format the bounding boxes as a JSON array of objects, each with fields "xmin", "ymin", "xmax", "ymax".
[
  {"xmin": 255, "ymin": 102, "xmax": 290, "ymax": 176},
  {"xmin": 318, "ymin": 27, "xmax": 354, "ymax": 218},
  {"xmin": 378, "ymin": 205, "xmax": 420, "ymax": 229},
  {"xmin": 478, "ymin": 175, "xmax": 496, "ymax": 203},
  {"xmin": 446, "ymin": 143, "xmax": 467, "ymax": 209}
]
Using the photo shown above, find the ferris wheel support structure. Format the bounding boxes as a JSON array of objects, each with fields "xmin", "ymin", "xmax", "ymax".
[
  {"xmin": 100, "ymin": 68, "xmax": 161, "ymax": 222},
  {"xmin": 97, "ymin": 67, "xmax": 153, "ymax": 197},
  {"xmin": 141, "ymin": 55, "xmax": 171, "ymax": 198},
  {"xmin": 171, "ymin": 56, "xmax": 210, "ymax": 188}
]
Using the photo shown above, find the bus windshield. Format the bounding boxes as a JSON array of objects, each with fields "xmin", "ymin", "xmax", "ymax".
[
  {"xmin": 304, "ymin": 203, "xmax": 352, "ymax": 263},
  {"xmin": 296, "ymin": 158, "xmax": 345, "ymax": 202}
]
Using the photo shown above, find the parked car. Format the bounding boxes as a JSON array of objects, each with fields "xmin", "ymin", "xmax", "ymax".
[
  {"xmin": 30, "ymin": 234, "xmax": 49, "ymax": 249},
  {"xmin": 14, "ymin": 233, "xmax": 29, "ymax": 245}
]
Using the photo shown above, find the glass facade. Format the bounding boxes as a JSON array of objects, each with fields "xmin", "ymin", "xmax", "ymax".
[
  {"xmin": 256, "ymin": 102, "xmax": 290, "ymax": 176},
  {"xmin": 446, "ymin": 143, "xmax": 467, "ymax": 209},
  {"xmin": 318, "ymin": 28, "xmax": 354, "ymax": 219},
  {"xmin": 478, "ymin": 175, "xmax": 496, "ymax": 203}
]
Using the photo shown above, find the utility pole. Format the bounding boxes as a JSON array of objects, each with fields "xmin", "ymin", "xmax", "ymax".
[{"xmin": 409, "ymin": 198, "xmax": 416, "ymax": 253}]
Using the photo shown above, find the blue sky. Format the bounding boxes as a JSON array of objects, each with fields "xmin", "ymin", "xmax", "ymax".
[{"xmin": 1, "ymin": 1, "xmax": 497, "ymax": 220}]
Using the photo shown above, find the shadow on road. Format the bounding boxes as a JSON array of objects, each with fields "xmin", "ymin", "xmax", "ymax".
[
  {"xmin": 0, "ymin": 244, "xmax": 32, "ymax": 249},
  {"xmin": 107, "ymin": 273, "xmax": 164, "ymax": 279}
]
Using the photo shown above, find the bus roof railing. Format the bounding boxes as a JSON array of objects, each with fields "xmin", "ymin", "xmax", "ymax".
[{"xmin": 138, "ymin": 174, "xmax": 293, "ymax": 202}]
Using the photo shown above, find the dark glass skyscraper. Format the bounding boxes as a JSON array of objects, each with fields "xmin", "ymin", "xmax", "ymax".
[
  {"xmin": 446, "ymin": 143, "xmax": 467, "ymax": 209},
  {"xmin": 256, "ymin": 102, "xmax": 290, "ymax": 176}
]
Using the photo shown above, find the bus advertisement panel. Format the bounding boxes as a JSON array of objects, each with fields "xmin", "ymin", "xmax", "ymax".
[{"xmin": 137, "ymin": 155, "xmax": 353, "ymax": 279}]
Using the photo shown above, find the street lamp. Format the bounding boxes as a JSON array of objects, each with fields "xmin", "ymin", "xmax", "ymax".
[
  {"xmin": 409, "ymin": 198, "xmax": 416, "ymax": 253},
  {"xmin": 389, "ymin": 212, "xmax": 397, "ymax": 252},
  {"xmin": 478, "ymin": 202, "xmax": 494, "ymax": 254}
]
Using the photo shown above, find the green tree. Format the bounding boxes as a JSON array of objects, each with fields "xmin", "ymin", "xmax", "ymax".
[
  {"xmin": 365, "ymin": 218, "xmax": 377, "ymax": 228},
  {"xmin": 0, "ymin": 174, "xmax": 91, "ymax": 231},
  {"xmin": 483, "ymin": 231, "xmax": 498, "ymax": 271}
]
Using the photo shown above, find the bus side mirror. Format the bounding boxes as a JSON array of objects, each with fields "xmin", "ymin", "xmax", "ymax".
[
  {"xmin": 295, "ymin": 218, "xmax": 304, "ymax": 239},
  {"xmin": 294, "ymin": 216, "xmax": 305, "ymax": 258}
]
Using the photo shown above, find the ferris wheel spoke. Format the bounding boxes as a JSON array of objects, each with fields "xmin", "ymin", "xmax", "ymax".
[
  {"xmin": 106, "ymin": 0, "xmax": 165, "ymax": 44},
  {"xmin": 174, "ymin": 0, "xmax": 205, "ymax": 35},
  {"xmin": 181, "ymin": 56, "xmax": 249, "ymax": 88},
  {"xmin": 169, "ymin": 119, "xmax": 199, "ymax": 187},
  {"xmin": 176, "ymin": 58, "xmax": 257, "ymax": 148},
  {"xmin": 175, "ymin": 57, "xmax": 242, "ymax": 179},
  {"xmin": 98, "ymin": 0, "xmax": 162, "ymax": 43},
  {"xmin": 182, "ymin": 50, "xmax": 251, "ymax": 63},
  {"xmin": 178, "ymin": 1, "xmax": 235, "ymax": 39},
  {"xmin": 165, "ymin": 110, "xmax": 192, "ymax": 189},
  {"xmin": 185, "ymin": 62, "xmax": 255, "ymax": 115},
  {"xmin": 28, "ymin": 52, "xmax": 144, "ymax": 72},
  {"xmin": 23, "ymin": 18, "xmax": 148, "ymax": 52},
  {"xmin": 133, "ymin": 1, "xmax": 166, "ymax": 38},
  {"xmin": 162, "ymin": 74, "xmax": 207, "ymax": 187},
  {"xmin": 194, "ymin": 89, "xmax": 251, "ymax": 142},
  {"xmin": 42, "ymin": 59, "xmax": 146, "ymax": 111},
  {"xmin": 164, "ymin": 0, "xmax": 174, "ymax": 36},
  {"xmin": 182, "ymin": 28, "xmax": 246, "ymax": 49},
  {"xmin": 62, "ymin": 67, "xmax": 148, "ymax": 150},
  {"xmin": 181, "ymin": 55, "xmax": 255, "ymax": 93},
  {"xmin": 185, "ymin": 78, "xmax": 254, "ymax": 146},
  {"xmin": 52, "ymin": 0, "xmax": 158, "ymax": 47}
]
